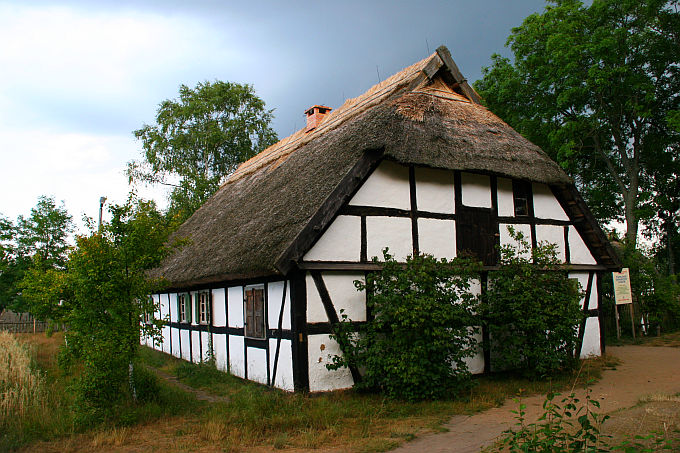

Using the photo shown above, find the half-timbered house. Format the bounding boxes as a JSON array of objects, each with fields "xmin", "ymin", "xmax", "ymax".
[{"xmin": 144, "ymin": 46, "xmax": 620, "ymax": 392}]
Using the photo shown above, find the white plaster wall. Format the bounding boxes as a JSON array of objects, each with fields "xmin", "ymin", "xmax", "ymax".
[
  {"xmin": 569, "ymin": 272, "xmax": 597, "ymax": 310},
  {"xmin": 168, "ymin": 293, "xmax": 178, "ymax": 322},
  {"xmin": 533, "ymin": 183, "xmax": 569, "ymax": 220},
  {"xmin": 171, "ymin": 327, "xmax": 181, "ymax": 358},
  {"xmin": 366, "ymin": 216, "xmax": 413, "ymax": 261},
  {"xmin": 162, "ymin": 326, "xmax": 171, "ymax": 354},
  {"xmin": 180, "ymin": 329, "xmax": 191, "ymax": 361},
  {"xmin": 304, "ymin": 215, "xmax": 361, "ymax": 262},
  {"xmin": 191, "ymin": 331, "xmax": 201, "ymax": 362},
  {"xmin": 349, "ymin": 160, "xmax": 410, "ymax": 210},
  {"xmin": 247, "ymin": 347, "xmax": 268, "ymax": 385},
  {"xmin": 213, "ymin": 333, "xmax": 228, "ymax": 372},
  {"xmin": 269, "ymin": 338, "xmax": 294, "ymax": 391},
  {"xmin": 322, "ymin": 272, "xmax": 366, "ymax": 322},
  {"xmin": 461, "ymin": 173, "xmax": 492, "ymax": 208},
  {"xmin": 308, "ymin": 334, "xmax": 354, "ymax": 392},
  {"xmin": 201, "ymin": 331, "xmax": 212, "ymax": 362},
  {"xmin": 306, "ymin": 273, "xmax": 329, "ymax": 323},
  {"xmin": 499, "ymin": 223, "xmax": 532, "ymax": 259},
  {"xmin": 268, "ymin": 281, "xmax": 292, "ymax": 329},
  {"xmin": 227, "ymin": 286, "xmax": 244, "ymax": 328},
  {"xmin": 463, "ymin": 328, "xmax": 485, "ymax": 374},
  {"xmin": 535, "ymin": 224, "xmax": 566, "ymax": 262},
  {"xmin": 229, "ymin": 335, "xmax": 245, "ymax": 378},
  {"xmin": 417, "ymin": 218, "xmax": 456, "ymax": 260},
  {"xmin": 568, "ymin": 226, "xmax": 596, "ymax": 265},
  {"xmin": 212, "ymin": 288, "xmax": 226, "ymax": 327},
  {"xmin": 414, "ymin": 167, "xmax": 455, "ymax": 214},
  {"xmin": 580, "ymin": 317, "xmax": 601, "ymax": 357},
  {"xmin": 497, "ymin": 177, "xmax": 515, "ymax": 217}
]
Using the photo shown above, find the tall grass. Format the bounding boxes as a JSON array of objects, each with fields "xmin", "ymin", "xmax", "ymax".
[{"xmin": 0, "ymin": 331, "xmax": 44, "ymax": 423}]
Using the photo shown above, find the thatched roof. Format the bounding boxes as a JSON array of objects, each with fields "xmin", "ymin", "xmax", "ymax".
[{"xmin": 155, "ymin": 46, "xmax": 611, "ymax": 289}]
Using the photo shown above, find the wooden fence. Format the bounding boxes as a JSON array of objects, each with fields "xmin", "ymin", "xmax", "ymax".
[{"xmin": 0, "ymin": 320, "xmax": 58, "ymax": 334}]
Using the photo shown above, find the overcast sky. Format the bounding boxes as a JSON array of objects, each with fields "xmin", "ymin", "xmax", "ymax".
[{"xmin": 0, "ymin": 0, "xmax": 548, "ymax": 229}]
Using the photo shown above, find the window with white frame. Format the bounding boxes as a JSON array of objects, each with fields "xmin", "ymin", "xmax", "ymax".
[
  {"xmin": 198, "ymin": 290, "xmax": 211, "ymax": 325},
  {"xmin": 178, "ymin": 292, "xmax": 191, "ymax": 323}
]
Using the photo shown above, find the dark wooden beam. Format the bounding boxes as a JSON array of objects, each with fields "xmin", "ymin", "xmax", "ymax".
[
  {"xmin": 436, "ymin": 46, "xmax": 482, "ymax": 105},
  {"xmin": 275, "ymin": 148, "xmax": 385, "ymax": 275}
]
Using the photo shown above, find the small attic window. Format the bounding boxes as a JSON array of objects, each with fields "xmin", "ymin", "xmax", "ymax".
[{"xmin": 512, "ymin": 180, "xmax": 532, "ymax": 217}]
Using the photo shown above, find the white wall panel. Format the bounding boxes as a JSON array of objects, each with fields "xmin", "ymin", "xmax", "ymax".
[
  {"xmin": 497, "ymin": 177, "xmax": 515, "ymax": 217},
  {"xmin": 304, "ymin": 215, "xmax": 361, "ymax": 262},
  {"xmin": 535, "ymin": 224, "xmax": 566, "ymax": 262},
  {"xmin": 168, "ymin": 293, "xmax": 178, "ymax": 322},
  {"xmin": 191, "ymin": 331, "xmax": 201, "ymax": 363},
  {"xmin": 366, "ymin": 216, "xmax": 413, "ymax": 261},
  {"xmin": 463, "ymin": 328, "xmax": 485, "ymax": 374},
  {"xmin": 415, "ymin": 167, "xmax": 455, "ymax": 214},
  {"xmin": 247, "ymin": 347, "xmax": 268, "ymax": 385},
  {"xmin": 171, "ymin": 327, "xmax": 181, "ymax": 358},
  {"xmin": 306, "ymin": 273, "xmax": 329, "ymax": 323},
  {"xmin": 267, "ymin": 281, "xmax": 292, "ymax": 330},
  {"xmin": 162, "ymin": 326, "xmax": 170, "ymax": 354},
  {"xmin": 569, "ymin": 272, "xmax": 597, "ymax": 310},
  {"xmin": 308, "ymin": 334, "xmax": 354, "ymax": 392},
  {"xmin": 213, "ymin": 333, "xmax": 228, "ymax": 372},
  {"xmin": 180, "ymin": 329, "xmax": 191, "ymax": 361},
  {"xmin": 227, "ymin": 286, "xmax": 244, "ymax": 328},
  {"xmin": 212, "ymin": 288, "xmax": 226, "ymax": 327},
  {"xmin": 269, "ymin": 338, "xmax": 294, "ymax": 391},
  {"xmin": 417, "ymin": 218, "xmax": 456, "ymax": 259},
  {"xmin": 229, "ymin": 335, "xmax": 245, "ymax": 378},
  {"xmin": 533, "ymin": 183, "xmax": 569, "ymax": 220},
  {"xmin": 499, "ymin": 223, "xmax": 532, "ymax": 259},
  {"xmin": 580, "ymin": 317, "xmax": 601, "ymax": 358},
  {"xmin": 461, "ymin": 173, "xmax": 491, "ymax": 208},
  {"xmin": 568, "ymin": 226, "xmax": 596, "ymax": 265},
  {"xmin": 322, "ymin": 272, "xmax": 366, "ymax": 322},
  {"xmin": 349, "ymin": 160, "xmax": 410, "ymax": 210},
  {"xmin": 201, "ymin": 331, "xmax": 212, "ymax": 362}
]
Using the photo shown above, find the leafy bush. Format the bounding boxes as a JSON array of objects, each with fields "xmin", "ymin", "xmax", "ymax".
[
  {"xmin": 481, "ymin": 228, "xmax": 583, "ymax": 378},
  {"xmin": 328, "ymin": 250, "xmax": 482, "ymax": 401}
]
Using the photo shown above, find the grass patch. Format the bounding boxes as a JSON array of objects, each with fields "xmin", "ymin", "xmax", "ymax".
[{"xmin": 134, "ymin": 346, "xmax": 615, "ymax": 452}]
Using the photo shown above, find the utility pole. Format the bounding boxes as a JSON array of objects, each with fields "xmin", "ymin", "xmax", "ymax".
[{"xmin": 98, "ymin": 196, "xmax": 107, "ymax": 231}]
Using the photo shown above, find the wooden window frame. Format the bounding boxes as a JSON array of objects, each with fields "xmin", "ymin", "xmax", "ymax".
[
  {"xmin": 243, "ymin": 285, "xmax": 266, "ymax": 339},
  {"xmin": 512, "ymin": 180, "xmax": 532, "ymax": 217},
  {"xmin": 178, "ymin": 292, "xmax": 191, "ymax": 324},
  {"xmin": 198, "ymin": 290, "xmax": 211, "ymax": 325}
]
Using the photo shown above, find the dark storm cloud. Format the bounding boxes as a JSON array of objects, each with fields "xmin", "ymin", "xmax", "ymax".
[{"xmin": 19, "ymin": 0, "xmax": 547, "ymax": 137}]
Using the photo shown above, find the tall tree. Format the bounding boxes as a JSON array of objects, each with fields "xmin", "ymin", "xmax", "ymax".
[
  {"xmin": 474, "ymin": 0, "xmax": 680, "ymax": 248},
  {"xmin": 0, "ymin": 214, "xmax": 22, "ymax": 311},
  {"xmin": 128, "ymin": 81, "xmax": 278, "ymax": 221},
  {"xmin": 17, "ymin": 195, "xmax": 73, "ymax": 269}
]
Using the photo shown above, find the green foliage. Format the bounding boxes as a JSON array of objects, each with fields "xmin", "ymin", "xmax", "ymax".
[
  {"xmin": 491, "ymin": 389, "xmax": 678, "ymax": 452},
  {"xmin": 474, "ymin": 0, "xmax": 680, "ymax": 247},
  {"xmin": 491, "ymin": 389, "xmax": 612, "ymax": 452},
  {"xmin": 620, "ymin": 244, "xmax": 680, "ymax": 333},
  {"xmin": 0, "ymin": 196, "xmax": 73, "ymax": 313},
  {"xmin": 129, "ymin": 80, "xmax": 278, "ymax": 222},
  {"xmin": 482, "ymin": 228, "xmax": 583, "ymax": 379},
  {"xmin": 328, "ymin": 250, "xmax": 482, "ymax": 401},
  {"xmin": 17, "ymin": 195, "xmax": 73, "ymax": 270}
]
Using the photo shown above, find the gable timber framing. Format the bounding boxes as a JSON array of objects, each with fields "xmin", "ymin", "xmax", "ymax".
[{"xmin": 276, "ymin": 148, "xmax": 385, "ymax": 274}]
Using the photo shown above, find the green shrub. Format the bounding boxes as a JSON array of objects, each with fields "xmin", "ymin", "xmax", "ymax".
[
  {"xmin": 481, "ymin": 227, "xmax": 583, "ymax": 379},
  {"xmin": 328, "ymin": 250, "xmax": 482, "ymax": 401}
]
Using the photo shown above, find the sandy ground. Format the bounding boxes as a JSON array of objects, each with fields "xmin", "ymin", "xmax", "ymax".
[{"xmin": 390, "ymin": 345, "xmax": 680, "ymax": 453}]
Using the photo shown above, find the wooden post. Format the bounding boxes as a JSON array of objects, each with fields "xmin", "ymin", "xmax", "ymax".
[
  {"xmin": 615, "ymin": 304, "xmax": 621, "ymax": 339},
  {"xmin": 629, "ymin": 302, "xmax": 636, "ymax": 340}
]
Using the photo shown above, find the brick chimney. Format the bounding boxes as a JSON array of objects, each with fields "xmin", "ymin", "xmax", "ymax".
[{"xmin": 305, "ymin": 105, "xmax": 332, "ymax": 132}]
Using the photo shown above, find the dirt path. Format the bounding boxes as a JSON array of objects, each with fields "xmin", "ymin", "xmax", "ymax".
[
  {"xmin": 144, "ymin": 365, "xmax": 230, "ymax": 403},
  {"xmin": 390, "ymin": 346, "xmax": 680, "ymax": 453}
]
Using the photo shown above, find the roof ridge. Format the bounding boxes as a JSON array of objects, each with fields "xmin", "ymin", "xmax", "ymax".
[{"xmin": 224, "ymin": 52, "xmax": 438, "ymax": 185}]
